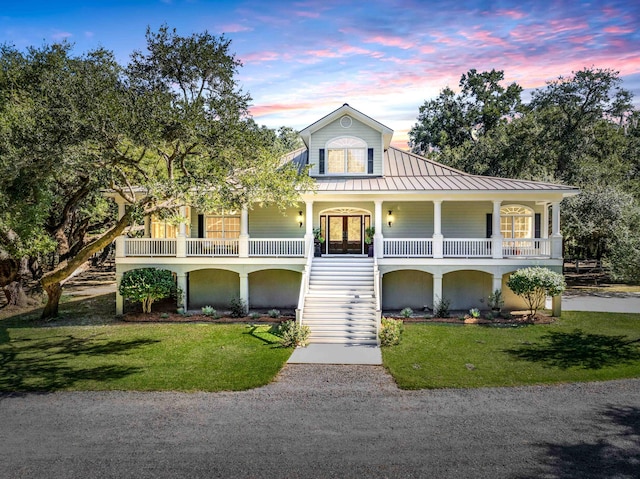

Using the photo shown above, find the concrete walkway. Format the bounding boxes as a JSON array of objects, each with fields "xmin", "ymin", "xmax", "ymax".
[
  {"xmin": 288, "ymin": 343, "xmax": 382, "ymax": 365},
  {"xmin": 562, "ymin": 294, "xmax": 640, "ymax": 313}
]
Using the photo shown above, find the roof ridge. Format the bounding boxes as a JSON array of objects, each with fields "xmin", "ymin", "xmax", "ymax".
[{"xmin": 387, "ymin": 146, "xmax": 470, "ymax": 176}]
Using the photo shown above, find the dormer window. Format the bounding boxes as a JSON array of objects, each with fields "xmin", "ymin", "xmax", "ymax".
[{"xmin": 327, "ymin": 137, "xmax": 367, "ymax": 174}]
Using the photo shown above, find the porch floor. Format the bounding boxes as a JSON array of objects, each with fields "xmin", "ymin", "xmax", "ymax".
[{"xmin": 287, "ymin": 344, "xmax": 382, "ymax": 365}]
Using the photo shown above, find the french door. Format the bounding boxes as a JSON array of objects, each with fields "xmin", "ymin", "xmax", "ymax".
[{"xmin": 325, "ymin": 215, "xmax": 368, "ymax": 254}]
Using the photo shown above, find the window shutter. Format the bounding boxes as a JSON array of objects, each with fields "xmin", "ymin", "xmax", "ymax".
[
  {"xmin": 486, "ymin": 213, "xmax": 493, "ymax": 238},
  {"xmin": 367, "ymin": 148, "xmax": 374, "ymax": 174},
  {"xmin": 534, "ymin": 213, "xmax": 541, "ymax": 238},
  {"xmin": 319, "ymin": 149, "xmax": 325, "ymax": 174},
  {"xmin": 198, "ymin": 214, "xmax": 204, "ymax": 238}
]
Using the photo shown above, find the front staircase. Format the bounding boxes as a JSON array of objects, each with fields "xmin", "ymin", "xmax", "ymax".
[{"xmin": 301, "ymin": 257, "xmax": 379, "ymax": 345}]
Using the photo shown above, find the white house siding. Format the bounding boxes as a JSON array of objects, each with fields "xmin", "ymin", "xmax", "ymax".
[
  {"xmin": 249, "ymin": 270, "xmax": 300, "ymax": 309},
  {"xmin": 308, "ymin": 117, "xmax": 383, "ymax": 176},
  {"xmin": 380, "ymin": 201, "xmax": 433, "ymax": 238},
  {"xmin": 249, "ymin": 206, "xmax": 306, "ymax": 238},
  {"xmin": 189, "ymin": 269, "xmax": 240, "ymax": 309},
  {"xmin": 382, "ymin": 270, "xmax": 433, "ymax": 310},
  {"xmin": 441, "ymin": 202, "xmax": 491, "ymax": 238}
]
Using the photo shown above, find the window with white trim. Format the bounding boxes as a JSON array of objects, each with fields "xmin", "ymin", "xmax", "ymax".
[
  {"xmin": 500, "ymin": 205, "xmax": 533, "ymax": 239},
  {"xmin": 151, "ymin": 209, "xmax": 191, "ymax": 238},
  {"xmin": 327, "ymin": 137, "xmax": 367, "ymax": 174},
  {"xmin": 205, "ymin": 214, "xmax": 240, "ymax": 238}
]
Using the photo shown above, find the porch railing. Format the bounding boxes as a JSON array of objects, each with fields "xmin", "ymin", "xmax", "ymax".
[
  {"xmin": 125, "ymin": 238, "xmax": 176, "ymax": 256},
  {"xmin": 249, "ymin": 238, "xmax": 305, "ymax": 257},
  {"xmin": 502, "ymin": 238, "xmax": 551, "ymax": 257},
  {"xmin": 186, "ymin": 238, "xmax": 239, "ymax": 257},
  {"xmin": 443, "ymin": 238, "xmax": 492, "ymax": 257},
  {"xmin": 383, "ymin": 238, "xmax": 433, "ymax": 257}
]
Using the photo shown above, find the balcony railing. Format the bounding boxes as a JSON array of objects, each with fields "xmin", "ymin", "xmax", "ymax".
[
  {"xmin": 187, "ymin": 238, "xmax": 239, "ymax": 256},
  {"xmin": 249, "ymin": 238, "xmax": 305, "ymax": 257},
  {"xmin": 119, "ymin": 237, "xmax": 555, "ymax": 259}
]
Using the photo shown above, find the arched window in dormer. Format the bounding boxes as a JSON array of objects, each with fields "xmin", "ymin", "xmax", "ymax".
[
  {"xmin": 326, "ymin": 137, "xmax": 367, "ymax": 174},
  {"xmin": 500, "ymin": 205, "xmax": 534, "ymax": 238}
]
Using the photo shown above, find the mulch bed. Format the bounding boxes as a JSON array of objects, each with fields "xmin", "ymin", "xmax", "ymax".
[
  {"xmin": 386, "ymin": 312, "xmax": 556, "ymax": 325},
  {"xmin": 122, "ymin": 311, "xmax": 294, "ymax": 323}
]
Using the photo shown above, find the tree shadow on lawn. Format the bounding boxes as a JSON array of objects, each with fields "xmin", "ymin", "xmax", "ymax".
[
  {"xmin": 505, "ymin": 329, "xmax": 640, "ymax": 369},
  {"xmin": 243, "ymin": 325, "xmax": 283, "ymax": 348},
  {"xmin": 517, "ymin": 406, "xmax": 640, "ymax": 479},
  {"xmin": 0, "ymin": 330, "xmax": 159, "ymax": 392}
]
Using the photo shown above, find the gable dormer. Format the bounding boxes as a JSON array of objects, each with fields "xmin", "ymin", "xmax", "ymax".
[{"xmin": 299, "ymin": 104, "xmax": 394, "ymax": 177}]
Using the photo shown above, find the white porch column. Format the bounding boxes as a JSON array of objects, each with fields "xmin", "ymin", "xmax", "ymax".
[
  {"xmin": 117, "ymin": 201, "xmax": 126, "ymax": 220},
  {"xmin": 492, "ymin": 200, "xmax": 503, "ymax": 259},
  {"xmin": 542, "ymin": 203, "xmax": 549, "ymax": 239},
  {"xmin": 374, "ymin": 200, "xmax": 383, "ymax": 258},
  {"xmin": 115, "ymin": 271, "xmax": 124, "ymax": 315},
  {"xmin": 239, "ymin": 206, "xmax": 249, "ymax": 258},
  {"xmin": 176, "ymin": 273, "xmax": 188, "ymax": 311},
  {"xmin": 115, "ymin": 235, "xmax": 126, "ymax": 259},
  {"xmin": 175, "ymin": 205, "xmax": 187, "ymax": 258},
  {"xmin": 178, "ymin": 205, "xmax": 187, "ymax": 237},
  {"xmin": 432, "ymin": 200, "xmax": 443, "ymax": 259},
  {"xmin": 432, "ymin": 273, "xmax": 443, "ymax": 311},
  {"xmin": 304, "ymin": 200, "xmax": 314, "ymax": 256},
  {"xmin": 492, "ymin": 273, "xmax": 502, "ymax": 296},
  {"xmin": 144, "ymin": 216, "xmax": 151, "ymax": 238},
  {"xmin": 239, "ymin": 273, "xmax": 249, "ymax": 314},
  {"xmin": 551, "ymin": 201, "xmax": 562, "ymax": 259}
]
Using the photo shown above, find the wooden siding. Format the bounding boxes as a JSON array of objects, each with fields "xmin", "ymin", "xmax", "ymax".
[
  {"xmin": 308, "ymin": 116, "xmax": 383, "ymax": 176},
  {"xmin": 380, "ymin": 202, "xmax": 433, "ymax": 238},
  {"xmin": 249, "ymin": 206, "xmax": 305, "ymax": 238},
  {"xmin": 441, "ymin": 202, "xmax": 491, "ymax": 238}
]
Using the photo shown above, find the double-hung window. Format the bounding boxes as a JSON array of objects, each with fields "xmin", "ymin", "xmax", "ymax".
[
  {"xmin": 327, "ymin": 137, "xmax": 367, "ymax": 174},
  {"xmin": 205, "ymin": 214, "xmax": 240, "ymax": 238}
]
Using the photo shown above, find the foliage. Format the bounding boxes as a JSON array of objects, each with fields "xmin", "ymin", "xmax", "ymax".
[
  {"xmin": 487, "ymin": 290, "xmax": 504, "ymax": 310},
  {"xmin": 249, "ymin": 312, "xmax": 261, "ymax": 320},
  {"xmin": 118, "ymin": 268, "xmax": 177, "ymax": 313},
  {"xmin": 313, "ymin": 227, "xmax": 325, "ymax": 243},
  {"xmin": 468, "ymin": 308, "xmax": 480, "ymax": 319},
  {"xmin": 433, "ymin": 297, "xmax": 451, "ymax": 318},
  {"xmin": 379, "ymin": 317, "xmax": 404, "ymax": 346},
  {"xmin": 268, "ymin": 309, "xmax": 281, "ymax": 318},
  {"xmin": 274, "ymin": 320, "xmax": 310, "ymax": 348},
  {"xmin": 506, "ymin": 267, "xmax": 566, "ymax": 317},
  {"xmin": 229, "ymin": 297, "xmax": 247, "ymax": 318},
  {"xmin": 201, "ymin": 305, "xmax": 220, "ymax": 318},
  {"xmin": 364, "ymin": 226, "xmax": 375, "ymax": 244},
  {"xmin": 400, "ymin": 307, "xmax": 413, "ymax": 318}
]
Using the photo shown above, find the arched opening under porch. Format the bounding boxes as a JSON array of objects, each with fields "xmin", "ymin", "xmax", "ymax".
[
  {"xmin": 248, "ymin": 269, "xmax": 301, "ymax": 310},
  {"xmin": 443, "ymin": 270, "xmax": 493, "ymax": 311},
  {"xmin": 381, "ymin": 270, "xmax": 433, "ymax": 311},
  {"xmin": 189, "ymin": 268, "xmax": 239, "ymax": 310}
]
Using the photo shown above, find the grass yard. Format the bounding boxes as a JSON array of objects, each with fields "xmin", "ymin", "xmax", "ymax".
[
  {"xmin": 383, "ymin": 311, "xmax": 640, "ymax": 389},
  {"xmin": 0, "ymin": 322, "xmax": 291, "ymax": 392}
]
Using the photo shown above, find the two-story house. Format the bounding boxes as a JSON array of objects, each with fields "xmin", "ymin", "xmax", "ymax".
[{"xmin": 113, "ymin": 104, "xmax": 579, "ymax": 344}]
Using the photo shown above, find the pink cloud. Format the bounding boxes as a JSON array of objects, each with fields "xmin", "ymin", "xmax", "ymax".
[
  {"xmin": 295, "ymin": 11, "xmax": 320, "ymax": 18},
  {"xmin": 219, "ymin": 23, "xmax": 253, "ymax": 33},
  {"xmin": 241, "ymin": 51, "xmax": 281, "ymax": 63},
  {"xmin": 495, "ymin": 9, "xmax": 526, "ymax": 20},
  {"xmin": 459, "ymin": 28, "xmax": 509, "ymax": 47},
  {"xmin": 604, "ymin": 25, "xmax": 634, "ymax": 34},
  {"xmin": 363, "ymin": 34, "xmax": 415, "ymax": 50}
]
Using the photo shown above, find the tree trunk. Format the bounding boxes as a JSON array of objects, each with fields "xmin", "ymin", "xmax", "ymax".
[
  {"xmin": 42, "ymin": 282, "xmax": 62, "ymax": 319},
  {"xmin": 40, "ymin": 211, "xmax": 132, "ymax": 320},
  {"xmin": 3, "ymin": 281, "xmax": 27, "ymax": 307}
]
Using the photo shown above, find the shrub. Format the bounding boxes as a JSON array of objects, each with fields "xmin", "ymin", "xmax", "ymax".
[
  {"xmin": 268, "ymin": 309, "xmax": 281, "ymax": 318},
  {"xmin": 160, "ymin": 312, "xmax": 169, "ymax": 319},
  {"xmin": 469, "ymin": 308, "xmax": 480, "ymax": 319},
  {"xmin": 487, "ymin": 289, "xmax": 504, "ymax": 310},
  {"xmin": 434, "ymin": 297, "xmax": 451, "ymax": 318},
  {"xmin": 229, "ymin": 297, "xmax": 247, "ymax": 318},
  {"xmin": 118, "ymin": 268, "xmax": 178, "ymax": 314},
  {"xmin": 202, "ymin": 305, "xmax": 216, "ymax": 317},
  {"xmin": 274, "ymin": 320, "xmax": 310, "ymax": 348},
  {"xmin": 506, "ymin": 267, "xmax": 566, "ymax": 318},
  {"xmin": 379, "ymin": 317, "xmax": 403, "ymax": 346},
  {"xmin": 249, "ymin": 312, "xmax": 261, "ymax": 320},
  {"xmin": 400, "ymin": 307, "xmax": 413, "ymax": 318}
]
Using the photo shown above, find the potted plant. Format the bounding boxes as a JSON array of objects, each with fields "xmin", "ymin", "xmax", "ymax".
[
  {"xmin": 365, "ymin": 226, "xmax": 375, "ymax": 257},
  {"xmin": 313, "ymin": 227, "xmax": 325, "ymax": 257},
  {"xmin": 488, "ymin": 289, "xmax": 504, "ymax": 312}
]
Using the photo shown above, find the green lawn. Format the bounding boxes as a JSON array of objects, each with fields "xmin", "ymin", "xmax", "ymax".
[
  {"xmin": 382, "ymin": 311, "xmax": 640, "ymax": 389},
  {"xmin": 0, "ymin": 323, "xmax": 291, "ymax": 392}
]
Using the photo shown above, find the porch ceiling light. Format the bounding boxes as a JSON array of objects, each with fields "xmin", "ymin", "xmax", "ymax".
[
  {"xmin": 387, "ymin": 210, "xmax": 394, "ymax": 227},
  {"xmin": 297, "ymin": 211, "xmax": 304, "ymax": 228}
]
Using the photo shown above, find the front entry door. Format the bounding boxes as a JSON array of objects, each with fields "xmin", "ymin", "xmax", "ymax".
[{"xmin": 328, "ymin": 216, "xmax": 363, "ymax": 254}]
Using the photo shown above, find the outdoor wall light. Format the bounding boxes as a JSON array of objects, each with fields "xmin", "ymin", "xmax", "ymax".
[
  {"xmin": 387, "ymin": 210, "xmax": 394, "ymax": 227},
  {"xmin": 297, "ymin": 211, "xmax": 304, "ymax": 228}
]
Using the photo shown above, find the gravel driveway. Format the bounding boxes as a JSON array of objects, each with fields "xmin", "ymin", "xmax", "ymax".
[{"xmin": 2, "ymin": 365, "xmax": 639, "ymax": 479}]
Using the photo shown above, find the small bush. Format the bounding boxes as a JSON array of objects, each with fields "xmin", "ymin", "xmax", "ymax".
[
  {"xmin": 268, "ymin": 309, "xmax": 281, "ymax": 318},
  {"xmin": 118, "ymin": 268, "xmax": 178, "ymax": 314},
  {"xmin": 274, "ymin": 320, "xmax": 310, "ymax": 348},
  {"xmin": 469, "ymin": 308, "xmax": 480, "ymax": 319},
  {"xmin": 202, "ymin": 305, "xmax": 216, "ymax": 317},
  {"xmin": 507, "ymin": 267, "xmax": 566, "ymax": 317},
  {"xmin": 229, "ymin": 297, "xmax": 247, "ymax": 318},
  {"xmin": 249, "ymin": 312, "xmax": 261, "ymax": 320},
  {"xmin": 434, "ymin": 297, "xmax": 451, "ymax": 318},
  {"xmin": 379, "ymin": 317, "xmax": 403, "ymax": 346},
  {"xmin": 400, "ymin": 307, "xmax": 413, "ymax": 318},
  {"xmin": 160, "ymin": 312, "xmax": 170, "ymax": 319}
]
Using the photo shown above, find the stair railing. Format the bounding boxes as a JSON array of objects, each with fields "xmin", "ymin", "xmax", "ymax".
[
  {"xmin": 295, "ymin": 236, "xmax": 315, "ymax": 325},
  {"xmin": 373, "ymin": 256, "xmax": 382, "ymax": 345}
]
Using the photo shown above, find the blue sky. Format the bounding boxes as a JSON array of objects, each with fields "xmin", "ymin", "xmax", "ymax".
[{"xmin": 2, "ymin": 0, "xmax": 639, "ymax": 148}]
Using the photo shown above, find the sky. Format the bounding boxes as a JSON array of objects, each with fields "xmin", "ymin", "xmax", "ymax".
[{"xmin": 1, "ymin": 0, "xmax": 639, "ymax": 149}]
